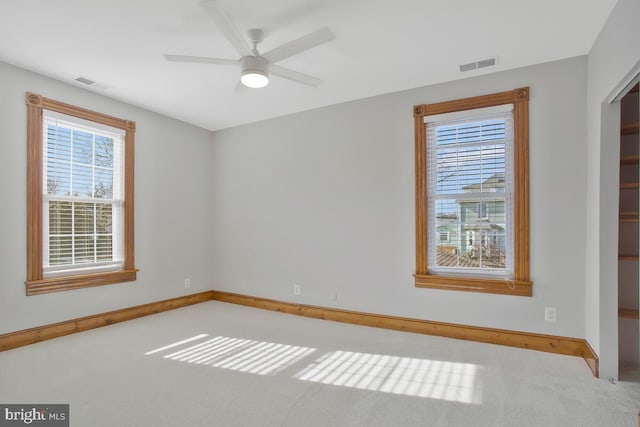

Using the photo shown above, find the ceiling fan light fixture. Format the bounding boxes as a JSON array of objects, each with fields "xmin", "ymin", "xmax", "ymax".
[
  {"xmin": 165, "ymin": 2, "xmax": 334, "ymax": 91},
  {"xmin": 240, "ymin": 56, "xmax": 269, "ymax": 88},
  {"xmin": 241, "ymin": 70, "xmax": 269, "ymax": 88}
]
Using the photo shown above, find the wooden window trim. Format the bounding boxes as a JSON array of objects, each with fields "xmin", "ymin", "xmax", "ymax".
[
  {"xmin": 25, "ymin": 92, "xmax": 137, "ymax": 296},
  {"xmin": 413, "ymin": 87, "xmax": 532, "ymax": 296}
]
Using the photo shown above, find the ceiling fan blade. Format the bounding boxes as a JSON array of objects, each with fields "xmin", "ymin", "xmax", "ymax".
[
  {"xmin": 263, "ymin": 27, "xmax": 334, "ymax": 64},
  {"xmin": 164, "ymin": 54, "xmax": 238, "ymax": 65},
  {"xmin": 270, "ymin": 65, "xmax": 322, "ymax": 87},
  {"xmin": 199, "ymin": 0, "xmax": 253, "ymax": 57}
]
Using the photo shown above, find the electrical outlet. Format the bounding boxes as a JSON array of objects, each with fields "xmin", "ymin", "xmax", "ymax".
[
  {"xmin": 293, "ymin": 284, "xmax": 301, "ymax": 295},
  {"xmin": 184, "ymin": 278, "xmax": 191, "ymax": 289},
  {"xmin": 544, "ymin": 307, "xmax": 556, "ymax": 323}
]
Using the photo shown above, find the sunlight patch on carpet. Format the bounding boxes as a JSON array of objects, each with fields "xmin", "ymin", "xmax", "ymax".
[
  {"xmin": 294, "ymin": 350, "xmax": 483, "ymax": 404},
  {"xmin": 146, "ymin": 335, "xmax": 315, "ymax": 376}
]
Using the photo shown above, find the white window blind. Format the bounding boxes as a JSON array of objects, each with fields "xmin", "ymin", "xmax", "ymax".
[
  {"xmin": 425, "ymin": 105, "xmax": 514, "ymax": 279},
  {"xmin": 42, "ymin": 111, "xmax": 125, "ymax": 277}
]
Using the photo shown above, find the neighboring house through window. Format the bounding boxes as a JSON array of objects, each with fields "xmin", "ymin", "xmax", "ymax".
[
  {"xmin": 26, "ymin": 93, "xmax": 137, "ymax": 295},
  {"xmin": 413, "ymin": 88, "xmax": 531, "ymax": 296}
]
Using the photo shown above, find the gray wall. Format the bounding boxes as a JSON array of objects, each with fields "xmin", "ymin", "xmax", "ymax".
[
  {"xmin": 585, "ymin": 0, "xmax": 640, "ymax": 379},
  {"xmin": 3, "ymin": 19, "xmax": 632, "ymax": 364},
  {"xmin": 211, "ymin": 56, "xmax": 588, "ymax": 338},
  {"xmin": 0, "ymin": 61, "xmax": 214, "ymax": 334}
]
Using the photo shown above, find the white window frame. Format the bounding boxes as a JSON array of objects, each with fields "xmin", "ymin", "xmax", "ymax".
[
  {"xmin": 425, "ymin": 104, "xmax": 514, "ymax": 280},
  {"xmin": 42, "ymin": 112, "xmax": 125, "ymax": 278}
]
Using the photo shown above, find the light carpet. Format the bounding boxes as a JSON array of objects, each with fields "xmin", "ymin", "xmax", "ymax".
[{"xmin": 0, "ymin": 301, "xmax": 638, "ymax": 426}]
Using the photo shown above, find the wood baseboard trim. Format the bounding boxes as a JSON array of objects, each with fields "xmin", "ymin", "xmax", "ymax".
[
  {"xmin": 0, "ymin": 289, "xmax": 599, "ymax": 378},
  {"xmin": 582, "ymin": 340, "xmax": 599, "ymax": 377},
  {"xmin": 209, "ymin": 290, "xmax": 600, "ymax": 377},
  {"xmin": 0, "ymin": 291, "xmax": 213, "ymax": 352}
]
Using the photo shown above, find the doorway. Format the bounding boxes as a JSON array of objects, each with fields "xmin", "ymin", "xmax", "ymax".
[{"xmin": 618, "ymin": 82, "xmax": 639, "ymax": 381}]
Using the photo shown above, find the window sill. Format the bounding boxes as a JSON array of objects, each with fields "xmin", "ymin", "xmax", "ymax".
[
  {"xmin": 414, "ymin": 274, "xmax": 532, "ymax": 296},
  {"xmin": 26, "ymin": 270, "xmax": 138, "ymax": 296}
]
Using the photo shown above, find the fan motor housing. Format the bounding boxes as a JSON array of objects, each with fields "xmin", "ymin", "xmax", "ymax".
[{"xmin": 241, "ymin": 56, "xmax": 269, "ymax": 77}]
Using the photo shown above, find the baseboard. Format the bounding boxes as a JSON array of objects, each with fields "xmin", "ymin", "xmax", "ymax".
[
  {"xmin": 209, "ymin": 290, "xmax": 600, "ymax": 377},
  {"xmin": 0, "ymin": 291, "xmax": 213, "ymax": 352},
  {"xmin": 583, "ymin": 340, "xmax": 599, "ymax": 377},
  {"xmin": 0, "ymin": 289, "xmax": 599, "ymax": 378}
]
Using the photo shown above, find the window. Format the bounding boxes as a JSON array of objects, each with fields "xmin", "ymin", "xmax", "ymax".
[
  {"xmin": 429, "ymin": 107, "xmax": 511, "ymax": 276},
  {"xmin": 26, "ymin": 92, "xmax": 137, "ymax": 295},
  {"xmin": 413, "ymin": 88, "xmax": 531, "ymax": 296}
]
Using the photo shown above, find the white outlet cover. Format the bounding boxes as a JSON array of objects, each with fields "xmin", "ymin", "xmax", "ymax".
[{"xmin": 544, "ymin": 307, "xmax": 556, "ymax": 322}]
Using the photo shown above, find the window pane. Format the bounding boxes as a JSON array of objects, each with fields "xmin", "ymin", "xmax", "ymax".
[
  {"xmin": 71, "ymin": 164, "xmax": 93, "ymax": 196},
  {"xmin": 47, "ymin": 201, "xmax": 116, "ymax": 267},
  {"xmin": 72, "ymin": 130, "xmax": 93, "ymax": 165},
  {"xmin": 47, "ymin": 161, "xmax": 71, "ymax": 196},
  {"xmin": 74, "ymin": 235, "xmax": 95, "ymax": 264},
  {"xmin": 457, "ymin": 146, "xmax": 483, "ymax": 190},
  {"xmin": 49, "ymin": 235, "xmax": 72, "ymax": 266},
  {"xmin": 95, "ymin": 203, "xmax": 113, "ymax": 234},
  {"xmin": 47, "ymin": 125, "xmax": 71, "ymax": 163},
  {"xmin": 96, "ymin": 235, "xmax": 113, "ymax": 261},
  {"xmin": 435, "ymin": 197, "xmax": 506, "ymax": 270},
  {"xmin": 436, "ymin": 147, "xmax": 460, "ymax": 194},
  {"xmin": 95, "ymin": 168, "xmax": 113, "ymax": 199},
  {"xmin": 74, "ymin": 203, "xmax": 95, "ymax": 234},
  {"xmin": 436, "ymin": 147, "xmax": 506, "ymax": 195},
  {"xmin": 49, "ymin": 201, "xmax": 73, "ymax": 235},
  {"xmin": 436, "ymin": 120, "xmax": 505, "ymax": 146},
  {"xmin": 459, "ymin": 198, "xmax": 506, "ymax": 269},
  {"xmin": 429, "ymin": 114, "xmax": 511, "ymax": 274},
  {"xmin": 95, "ymin": 136, "xmax": 113, "ymax": 167},
  {"xmin": 45, "ymin": 120, "xmax": 121, "ymax": 201}
]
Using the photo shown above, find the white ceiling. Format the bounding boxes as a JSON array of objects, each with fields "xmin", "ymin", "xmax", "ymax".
[{"xmin": 0, "ymin": 0, "xmax": 617, "ymax": 131}]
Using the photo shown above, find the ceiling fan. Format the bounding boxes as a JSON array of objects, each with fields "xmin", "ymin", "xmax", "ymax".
[{"xmin": 164, "ymin": 0, "xmax": 335, "ymax": 89}]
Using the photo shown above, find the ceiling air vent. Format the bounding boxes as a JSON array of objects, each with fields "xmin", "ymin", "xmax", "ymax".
[
  {"xmin": 459, "ymin": 62, "xmax": 477, "ymax": 72},
  {"xmin": 459, "ymin": 57, "xmax": 497, "ymax": 72},
  {"xmin": 74, "ymin": 76, "xmax": 110, "ymax": 90},
  {"xmin": 477, "ymin": 57, "xmax": 496, "ymax": 69},
  {"xmin": 75, "ymin": 76, "xmax": 95, "ymax": 85}
]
